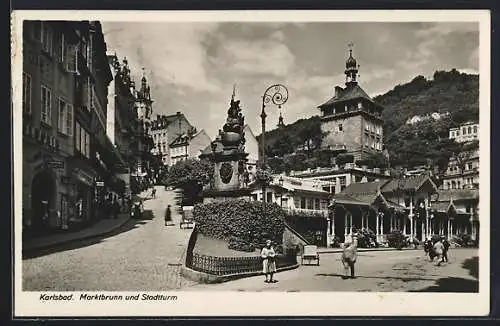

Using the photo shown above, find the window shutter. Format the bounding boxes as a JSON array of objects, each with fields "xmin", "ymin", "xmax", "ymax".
[
  {"xmin": 66, "ymin": 44, "xmax": 78, "ymax": 73},
  {"xmin": 66, "ymin": 104, "xmax": 74, "ymax": 136}
]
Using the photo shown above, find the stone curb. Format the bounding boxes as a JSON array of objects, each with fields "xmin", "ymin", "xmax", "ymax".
[
  {"xmin": 181, "ymin": 263, "xmax": 300, "ymax": 284},
  {"xmin": 22, "ymin": 215, "xmax": 131, "ymax": 254},
  {"xmin": 318, "ymin": 247, "xmax": 419, "ymax": 254}
]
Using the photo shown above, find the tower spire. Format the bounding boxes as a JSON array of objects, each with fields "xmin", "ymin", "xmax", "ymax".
[
  {"xmin": 231, "ymin": 83, "xmax": 237, "ymax": 103},
  {"xmin": 345, "ymin": 42, "xmax": 359, "ymax": 87}
]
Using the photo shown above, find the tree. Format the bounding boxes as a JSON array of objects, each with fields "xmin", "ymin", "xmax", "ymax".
[
  {"xmin": 163, "ymin": 158, "xmax": 214, "ymax": 205},
  {"xmin": 335, "ymin": 153, "xmax": 354, "ymax": 166}
]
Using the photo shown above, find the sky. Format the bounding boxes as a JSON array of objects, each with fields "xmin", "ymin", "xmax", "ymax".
[{"xmin": 101, "ymin": 22, "xmax": 479, "ymax": 139}]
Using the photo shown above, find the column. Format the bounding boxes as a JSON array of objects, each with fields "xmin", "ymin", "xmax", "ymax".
[
  {"xmin": 361, "ymin": 212, "xmax": 365, "ymax": 229},
  {"xmin": 425, "ymin": 198, "xmax": 430, "ymax": 239},
  {"xmin": 326, "ymin": 218, "xmax": 332, "ymax": 247},
  {"xmin": 447, "ymin": 217, "xmax": 451, "ymax": 240},
  {"xmin": 430, "ymin": 214, "xmax": 434, "ymax": 236},
  {"xmin": 332, "ymin": 215, "xmax": 335, "ymax": 240},
  {"xmin": 470, "ymin": 211, "xmax": 474, "ymax": 240},
  {"xmin": 376, "ymin": 212, "xmax": 380, "ymax": 239},
  {"xmin": 408, "ymin": 196, "xmax": 414, "ymax": 238},
  {"xmin": 390, "ymin": 214, "xmax": 393, "ymax": 232},
  {"xmin": 344, "ymin": 213, "xmax": 349, "ymax": 239}
]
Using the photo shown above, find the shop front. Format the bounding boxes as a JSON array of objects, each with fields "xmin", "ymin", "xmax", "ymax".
[
  {"xmin": 67, "ymin": 158, "xmax": 97, "ymax": 228},
  {"xmin": 22, "ymin": 137, "xmax": 69, "ymax": 237}
]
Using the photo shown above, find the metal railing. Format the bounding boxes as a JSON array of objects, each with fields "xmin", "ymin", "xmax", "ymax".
[{"xmin": 188, "ymin": 253, "xmax": 297, "ymax": 276}]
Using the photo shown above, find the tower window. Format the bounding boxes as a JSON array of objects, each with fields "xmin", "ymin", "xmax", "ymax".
[{"xmin": 338, "ymin": 124, "xmax": 343, "ymax": 132}]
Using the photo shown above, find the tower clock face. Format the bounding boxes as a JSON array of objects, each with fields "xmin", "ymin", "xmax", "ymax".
[{"xmin": 220, "ymin": 162, "xmax": 233, "ymax": 184}]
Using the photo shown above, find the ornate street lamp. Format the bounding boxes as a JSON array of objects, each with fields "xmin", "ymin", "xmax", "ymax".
[{"xmin": 260, "ymin": 84, "xmax": 289, "ymax": 202}]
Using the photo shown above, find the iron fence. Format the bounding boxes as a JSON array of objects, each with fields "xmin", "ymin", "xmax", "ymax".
[{"xmin": 187, "ymin": 252, "xmax": 297, "ymax": 276}]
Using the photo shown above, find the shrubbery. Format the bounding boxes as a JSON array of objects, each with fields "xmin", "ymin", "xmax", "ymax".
[
  {"xmin": 357, "ymin": 228, "xmax": 378, "ymax": 248},
  {"xmin": 387, "ymin": 230, "xmax": 406, "ymax": 249},
  {"xmin": 451, "ymin": 233, "xmax": 477, "ymax": 247},
  {"xmin": 193, "ymin": 199, "xmax": 285, "ymax": 252}
]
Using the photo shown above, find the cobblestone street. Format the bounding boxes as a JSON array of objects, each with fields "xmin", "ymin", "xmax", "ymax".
[
  {"xmin": 22, "ymin": 187, "xmax": 197, "ymax": 291},
  {"xmin": 185, "ymin": 248, "xmax": 479, "ymax": 292}
]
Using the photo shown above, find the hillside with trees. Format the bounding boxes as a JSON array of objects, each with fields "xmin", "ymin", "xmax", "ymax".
[{"xmin": 259, "ymin": 69, "xmax": 479, "ymax": 173}]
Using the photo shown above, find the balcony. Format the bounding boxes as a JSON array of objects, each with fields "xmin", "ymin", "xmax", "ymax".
[{"xmin": 282, "ymin": 207, "xmax": 329, "ymax": 218}]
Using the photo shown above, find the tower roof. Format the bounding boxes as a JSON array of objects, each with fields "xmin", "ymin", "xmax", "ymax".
[{"xmin": 318, "ymin": 84, "xmax": 373, "ymax": 108}]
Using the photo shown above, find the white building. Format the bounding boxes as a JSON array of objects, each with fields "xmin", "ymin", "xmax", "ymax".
[{"xmin": 449, "ymin": 121, "xmax": 479, "ymax": 143}]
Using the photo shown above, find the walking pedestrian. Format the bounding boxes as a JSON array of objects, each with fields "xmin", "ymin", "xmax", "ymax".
[
  {"xmin": 151, "ymin": 188, "xmax": 156, "ymax": 199},
  {"xmin": 341, "ymin": 233, "xmax": 359, "ymax": 279},
  {"xmin": 261, "ymin": 240, "xmax": 277, "ymax": 283},
  {"xmin": 433, "ymin": 238, "xmax": 445, "ymax": 266},
  {"xmin": 164, "ymin": 205, "xmax": 172, "ymax": 226}
]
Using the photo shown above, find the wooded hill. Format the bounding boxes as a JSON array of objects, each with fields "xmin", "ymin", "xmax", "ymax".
[{"xmin": 258, "ymin": 69, "xmax": 479, "ymax": 172}]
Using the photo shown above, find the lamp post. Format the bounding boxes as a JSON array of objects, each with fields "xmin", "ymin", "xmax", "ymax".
[{"xmin": 260, "ymin": 84, "xmax": 289, "ymax": 202}]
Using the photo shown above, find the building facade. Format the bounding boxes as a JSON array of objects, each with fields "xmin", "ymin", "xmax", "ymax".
[
  {"xmin": 132, "ymin": 72, "xmax": 154, "ymax": 177},
  {"xmin": 290, "ymin": 164, "xmax": 391, "ymax": 195},
  {"xmin": 318, "ymin": 47, "xmax": 385, "ymax": 161},
  {"xmin": 169, "ymin": 128, "xmax": 211, "ymax": 165},
  {"xmin": 441, "ymin": 148, "xmax": 479, "ymax": 190},
  {"xmin": 22, "ymin": 20, "xmax": 122, "ymax": 236},
  {"xmin": 106, "ymin": 54, "xmax": 139, "ymax": 196},
  {"xmin": 449, "ymin": 121, "xmax": 479, "ymax": 143},
  {"xmin": 150, "ymin": 112, "xmax": 194, "ymax": 166}
]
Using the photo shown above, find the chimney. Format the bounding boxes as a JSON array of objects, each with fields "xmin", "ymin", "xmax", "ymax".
[
  {"xmin": 335, "ymin": 86, "xmax": 343, "ymax": 98},
  {"xmin": 176, "ymin": 111, "xmax": 181, "ymax": 116}
]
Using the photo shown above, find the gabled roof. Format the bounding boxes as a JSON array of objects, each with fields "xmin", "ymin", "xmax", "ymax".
[
  {"xmin": 341, "ymin": 180, "xmax": 387, "ymax": 195},
  {"xmin": 381, "ymin": 174, "xmax": 438, "ymax": 194},
  {"xmin": 267, "ymin": 177, "xmax": 330, "ymax": 196},
  {"xmin": 331, "ymin": 181, "xmax": 389, "ymax": 208},
  {"xmin": 433, "ymin": 189, "xmax": 479, "ymax": 202},
  {"xmin": 169, "ymin": 133, "xmax": 190, "ymax": 147},
  {"xmin": 431, "ymin": 200, "xmax": 456, "ymax": 213},
  {"xmin": 318, "ymin": 84, "xmax": 373, "ymax": 108},
  {"xmin": 331, "ymin": 194, "xmax": 372, "ymax": 208}
]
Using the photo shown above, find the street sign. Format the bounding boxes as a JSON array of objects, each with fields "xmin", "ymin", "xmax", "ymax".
[
  {"xmin": 96, "ymin": 181, "xmax": 105, "ymax": 187},
  {"xmin": 47, "ymin": 161, "xmax": 65, "ymax": 169}
]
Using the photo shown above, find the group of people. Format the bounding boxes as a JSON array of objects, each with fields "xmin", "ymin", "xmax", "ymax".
[
  {"xmin": 424, "ymin": 236, "xmax": 450, "ymax": 266},
  {"xmin": 259, "ymin": 231, "xmax": 452, "ymax": 284}
]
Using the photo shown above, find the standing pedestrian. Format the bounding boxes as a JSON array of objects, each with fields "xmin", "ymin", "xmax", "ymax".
[
  {"xmin": 261, "ymin": 240, "xmax": 277, "ymax": 283},
  {"xmin": 151, "ymin": 188, "xmax": 156, "ymax": 199},
  {"xmin": 341, "ymin": 233, "xmax": 358, "ymax": 279},
  {"xmin": 442, "ymin": 236, "xmax": 450, "ymax": 263},
  {"xmin": 164, "ymin": 205, "xmax": 172, "ymax": 226}
]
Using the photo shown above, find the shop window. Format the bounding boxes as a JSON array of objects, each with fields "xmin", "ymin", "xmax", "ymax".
[
  {"xmin": 300, "ymin": 197, "xmax": 306, "ymax": 209},
  {"xmin": 23, "ymin": 72, "xmax": 32, "ymax": 114}
]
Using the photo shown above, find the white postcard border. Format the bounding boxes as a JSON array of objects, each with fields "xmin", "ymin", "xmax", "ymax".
[{"xmin": 12, "ymin": 9, "xmax": 491, "ymax": 317}]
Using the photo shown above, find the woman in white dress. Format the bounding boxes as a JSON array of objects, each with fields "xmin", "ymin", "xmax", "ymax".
[
  {"xmin": 342, "ymin": 234, "xmax": 359, "ymax": 279},
  {"xmin": 261, "ymin": 240, "xmax": 277, "ymax": 283}
]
